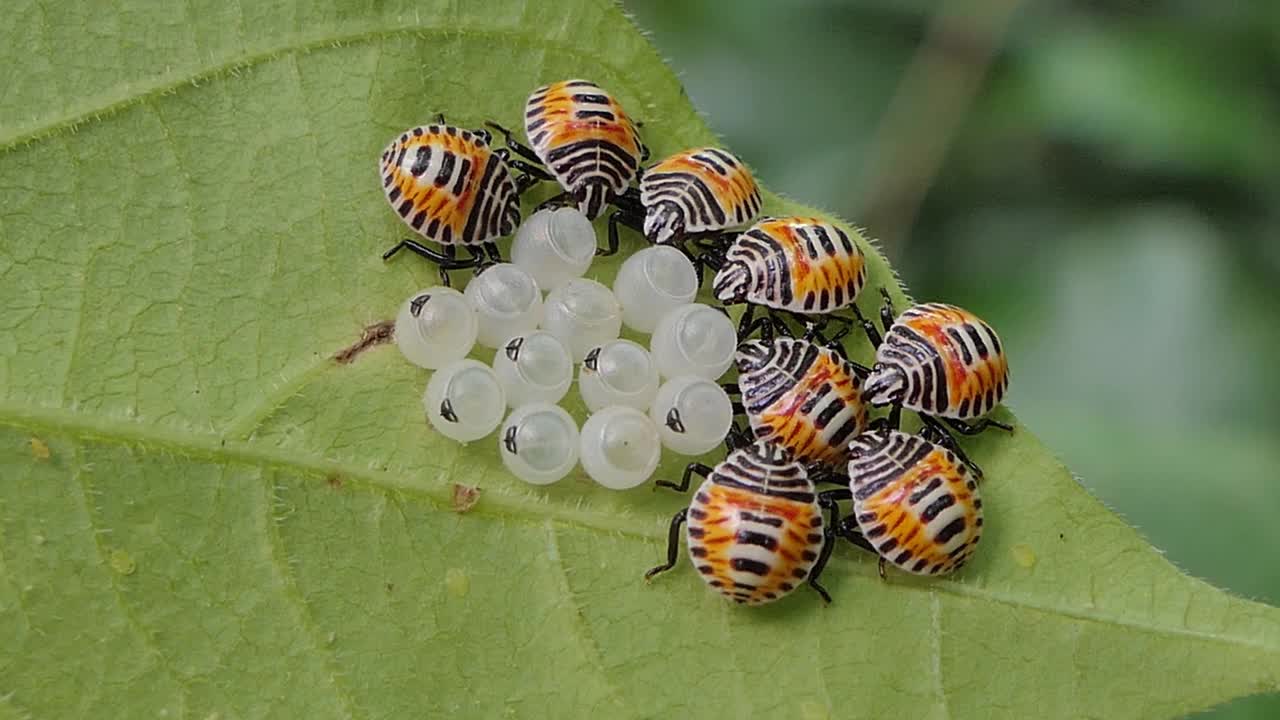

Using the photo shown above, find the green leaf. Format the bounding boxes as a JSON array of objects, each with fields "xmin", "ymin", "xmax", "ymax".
[{"xmin": 1, "ymin": 1, "xmax": 1277, "ymax": 718}]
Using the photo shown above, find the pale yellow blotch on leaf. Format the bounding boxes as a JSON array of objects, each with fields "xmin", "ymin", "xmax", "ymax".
[
  {"xmin": 109, "ymin": 548, "xmax": 137, "ymax": 576},
  {"xmin": 445, "ymin": 567, "xmax": 470, "ymax": 598},
  {"xmin": 1012, "ymin": 543, "xmax": 1037, "ymax": 569},
  {"xmin": 29, "ymin": 437, "xmax": 50, "ymax": 461},
  {"xmin": 800, "ymin": 700, "xmax": 831, "ymax": 720}
]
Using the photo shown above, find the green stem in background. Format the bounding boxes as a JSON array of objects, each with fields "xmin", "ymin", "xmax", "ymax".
[{"xmin": 859, "ymin": 0, "xmax": 1024, "ymax": 258}]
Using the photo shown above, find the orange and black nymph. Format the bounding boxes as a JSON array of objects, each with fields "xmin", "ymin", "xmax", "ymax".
[
  {"xmin": 854, "ymin": 289, "xmax": 1013, "ymax": 476},
  {"xmin": 603, "ymin": 147, "xmax": 763, "ymax": 257},
  {"xmin": 732, "ymin": 337, "xmax": 869, "ymax": 468},
  {"xmin": 712, "ymin": 216, "xmax": 868, "ymax": 315},
  {"xmin": 486, "ymin": 79, "xmax": 647, "ymax": 223},
  {"xmin": 379, "ymin": 123, "xmax": 524, "ymax": 280},
  {"xmin": 646, "ymin": 441, "xmax": 841, "ymax": 606},
  {"xmin": 828, "ymin": 425, "xmax": 983, "ymax": 578}
]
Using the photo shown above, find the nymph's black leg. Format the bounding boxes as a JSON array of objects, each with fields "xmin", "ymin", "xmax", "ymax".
[
  {"xmin": 809, "ymin": 465, "xmax": 847, "ymax": 487},
  {"xmin": 944, "ymin": 417, "xmax": 1015, "ymax": 435},
  {"xmin": 383, "ymin": 240, "xmax": 485, "ymax": 286},
  {"xmin": 878, "ymin": 287, "xmax": 897, "ymax": 335},
  {"xmin": 810, "ymin": 490, "xmax": 850, "ymax": 605},
  {"xmin": 433, "ymin": 112, "xmax": 446, "ymax": 125},
  {"xmin": 920, "ymin": 415, "xmax": 984, "ymax": 480},
  {"xmin": 721, "ymin": 383, "xmax": 740, "ymax": 397},
  {"xmin": 484, "ymin": 121, "xmax": 544, "ymax": 165},
  {"xmin": 737, "ymin": 304, "xmax": 755, "ymax": 338},
  {"xmin": 514, "ymin": 172, "xmax": 542, "ymax": 196},
  {"xmin": 534, "ymin": 191, "xmax": 574, "ymax": 213},
  {"xmin": 481, "ymin": 242, "xmax": 502, "ymax": 263},
  {"xmin": 725, "ymin": 422, "xmax": 752, "ymax": 452},
  {"xmin": 655, "ymin": 462, "xmax": 713, "ymax": 493},
  {"xmin": 505, "ymin": 157, "xmax": 556, "ymax": 182},
  {"xmin": 867, "ymin": 405, "xmax": 902, "ymax": 432},
  {"xmin": 605, "ymin": 212, "xmax": 624, "ymax": 257},
  {"xmin": 612, "ymin": 185, "xmax": 644, "ymax": 214},
  {"xmin": 738, "ymin": 317, "xmax": 776, "ymax": 342},
  {"xmin": 696, "ymin": 246, "xmax": 726, "ymax": 275},
  {"xmin": 737, "ymin": 305, "xmax": 780, "ymax": 343},
  {"xmin": 441, "ymin": 245, "xmax": 461, "ymax": 286},
  {"xmin": 604, "ymin": 208, "xmax": 644, "ymax": 256},
  {"xmin": 851, "ymin": 302, "xmax": 883, "ymax": 348},
  {"xmin": 644, "ymin": 508, "xmax": 689, "ymax": 581},
  {"xmin": 639, "ymin": 142, "xmax": 651, "ymax": 162},
  {"xmin": 826, "ymin": 487, "xmax": 884, "ymax": 578},
  {"xmin": 817, "ymin": 314, "xmax": 856, "ymax": 347},
  {"xmin": 836, "ymin": 513, "xmax": 881, "ymax": 558}
]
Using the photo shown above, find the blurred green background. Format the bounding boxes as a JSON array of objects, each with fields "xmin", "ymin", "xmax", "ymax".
[{"xmin": 624, "ymin": 0, "xmax": 1280, "ymax": 717}]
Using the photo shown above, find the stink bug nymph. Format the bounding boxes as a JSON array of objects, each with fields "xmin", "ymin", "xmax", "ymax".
[
  {"xmin": 821, "ymin": 413, "xmax": 984, "ymax": 578},
  {"xmin": 605, "ymin": 147, "xmax": 763, "ymax": 256},
  {"xmin": 488, "ymin": 79, "xmax": 648, "ymax": 223},
  {"xmin": 379, "ymin": 120, "xmax": 529, "ymax": 284},
  {"xmin": 646, "ymin": 440, "xmax": 841, "ymax": 606},
  {"xmin": 853, "ymin": 288, "xmax": 1013, "ymax": 477},
  {"xmin": 709, "ymin": 216, "xmax": 868, "ymax": 315},
  {"xmin": 728, "ymin": 336, "xmax": 869, "ymax": 468}
]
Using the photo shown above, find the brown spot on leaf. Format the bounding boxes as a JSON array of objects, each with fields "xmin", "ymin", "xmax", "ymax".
[
  {"xmin": 452, "ymin": 484, "xmax": 481, "ymax": 513},
  {"xmin": 333, "ymin": 320, "xmax": 394, "ymax": 364},
  {"xmin": 327, "ymin": 474, "xmax": 344, "ymax": 490}
]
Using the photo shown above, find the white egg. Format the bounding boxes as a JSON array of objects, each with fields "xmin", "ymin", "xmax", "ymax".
[
  {"xmin": 578, "ymin": 339, "xmax": 661, "ymax": 412},
  {"xmin": 650, "ymin": 376, "xmax": 734, "ymax": 456},
  {"xmin": 649, "ymin": 303, "xmax": 738, "ymax": 380},
  {"xmin": 612, "ymin": 245, "xmax": 698, "ymax": 333},
  {"xmin": 394, "ymin": 287, "xmax": 478, "ymax": 369},
  {"xmin": 423, "ymin": 359, "xmax": 506, "ymax": 443},
  {"xmin": 541, "ymin": 278, "xmax": 623, "ymax": 361},
  {"xmin": 492, "ymin": 331, "xmax": 574, "ymax": 408},
  {"xmin": 510, "ymin": 207, "xmax": 596, "ymax": 290},
  {"xmin": 499, "ymin": 403, "xmax": 580, "ymax": 485},
  {"xmin": 579, "ymin": 406, "xmax": 663, "ymax": 490},
  {"xmin": 463, "ymin": 263, "xmax": 543, "ymax": 348}
]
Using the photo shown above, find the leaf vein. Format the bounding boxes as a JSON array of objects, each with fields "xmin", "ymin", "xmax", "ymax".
[
  {"xmin": 3, "ymin": 403, "xmax": 1279, "ymax": 658},
  {"xmin": 0, "ymin": 25, "xmax": 659, "ymax": 154},
  {"xmin": 72, "ymin": 446, "xmax": 190, "ymax": 719},
  {"xmin": 258, "ymin": 472, "xmax": 363, "ymax": 720}
]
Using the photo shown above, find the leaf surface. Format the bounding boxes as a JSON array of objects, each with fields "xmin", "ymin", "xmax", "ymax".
[{"xmin": 1, "ymin": 1, "xmax": 1278, "ymax": 718}]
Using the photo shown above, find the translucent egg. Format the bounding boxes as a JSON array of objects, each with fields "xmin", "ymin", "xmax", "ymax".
[
  {"xmin": 649, "ymin": 303, "xmax": 738, "ymax": 380},
  {"xmin": 612, "ymin": 246, "xmax": 699, "ymax": 333},
  {"xmin": 578, "ymin": 340, "xmax": 660, "ymax": 412},
  {"xmin": 650, "ymin": 376, "xmax": 734, "ymax": 456},
  {"xmin": 492, "ymin": 331, "xmax": 574, "ymax": 408},
  {"xmin": 579, "ymin": 406, "xmax": 663, "ymax": 490},
  {"xmin": 499, "ymin": 403, "xmax": 580, "ymax": 485},
  {"xmin": 394, "ymin": 287, "xmax": 478, "ymax": 369},
  {"xmin": 541, "ymin": 278, "xmax": 623, "ymax": 361},
  {"xmin": 423, "ymin": 359, "xmax": 506, "ymax": 443},
  {"xmin": 463, "ymin": 263, "xmax": 543, "ymax": 348},
  {"xmin": 510, "ymin": 207, "xmax": 596, "ymax": 290}
]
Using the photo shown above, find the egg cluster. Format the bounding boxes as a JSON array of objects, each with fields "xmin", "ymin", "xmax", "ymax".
[
  {"xmin": 377, "ymin": 79, "xmax": 1014, "ymax": 606},
  {"xmin": 394, "ymin": 207, "xmax": 735, "ymax": 491}
]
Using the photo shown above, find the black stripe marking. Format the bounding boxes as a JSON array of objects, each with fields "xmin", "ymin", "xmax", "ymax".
[
  {"xmin": 736, "ymin": 530, "xmax": 778, "ymax": 551},
  {"xmin": 935, "ymin": 517, "xmax": 967, "ymax": 544},
  {"xmin": 921, "ymin": 493, "xmax": 956, "ymax": 522},
  {"xmin": 730, "ymin": 558, "xmax": 771, "ymax": 576}
]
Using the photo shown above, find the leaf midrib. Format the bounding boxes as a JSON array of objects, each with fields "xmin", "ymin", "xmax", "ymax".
[
  {"xmin": 0, "ymin": 23, "xmax": 654, "ymax": 152},
  {"xmin": 4, "ymin": 397, "xmax": 1274, "ymax": 656}
]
